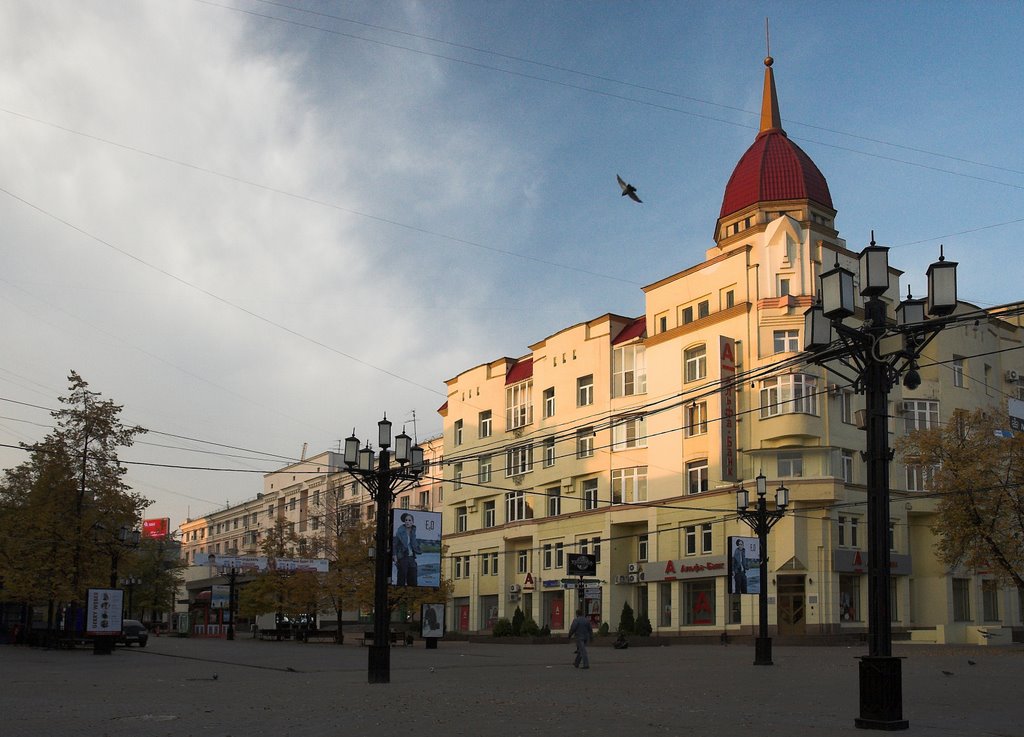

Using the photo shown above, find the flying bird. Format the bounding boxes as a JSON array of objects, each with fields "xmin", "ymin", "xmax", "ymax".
[{"xmin": 617, "ymin": 174, "xmax": 642, "ymax": 203}]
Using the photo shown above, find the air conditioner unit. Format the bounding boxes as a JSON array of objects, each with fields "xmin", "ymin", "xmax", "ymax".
[
  {"xmin": 1006, "ymin": 370, "xmax": 1019, "ymax": 383},
  {"xmin": 508, "ymin": 593, "xmax": 520, "ymax": 602},
  {"xmin": 627, "ymin": 563, "xmax": 640, "ymax": 574},
  {"xmin": 627, "ymin": 574, "xmax": 638, "ymax": 584},
  {"xmin": 614, "ymin": 575, "xmax": 627, "ymax": 584},
  {"xmin": 508, "ymin": 584, "xmax": 521, "ymax": 593}
]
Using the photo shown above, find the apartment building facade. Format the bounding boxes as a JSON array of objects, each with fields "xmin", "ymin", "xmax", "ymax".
[{"xmin": 438, "ymin": 59, "xmax": 1024, "ymax": 642}]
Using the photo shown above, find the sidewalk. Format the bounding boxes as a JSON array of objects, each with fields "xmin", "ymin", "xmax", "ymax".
[{"xmin": 1, "ymin": 637, "xmax": 1021, "ymax": 736}]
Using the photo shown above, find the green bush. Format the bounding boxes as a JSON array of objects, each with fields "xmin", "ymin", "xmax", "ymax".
[
  {"xmin": 539, "ymin": 624, "xmax": 551, "ymax": 637},
  {"xmin": 598, "ymin": 621, "xmax": 610, "ymax": 636},
  {"xmin": 635, "ymin": 613, "xmax": 653, "ymax": 637},
  {"xmin": 511, "ymin": 606, "xmax": 525, "ymax": 636},
  {"xmin": 492, "ymin": 617, "xmax": 513, "ymax": 637},
  {"xmin": 522, "ymin": 615, "xmax": 540, "ymax": 636},
  {"xmin": 617, "ymin": 601, "xmax": 636, "ymax": 634}
]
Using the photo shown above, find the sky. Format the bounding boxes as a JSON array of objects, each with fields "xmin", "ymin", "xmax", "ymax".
[{"xmin": 1, "ymin": 1, "xmax": 1023, "ymax": 529}]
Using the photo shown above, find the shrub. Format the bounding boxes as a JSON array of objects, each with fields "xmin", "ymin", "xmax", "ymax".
[
  {"xmin": 539, "ymin": 624, "xmax": 551, "ymax": 637},
  {"xmin": 635, "ymin": 613, "xmax": 653, "ymax": 637},
  {"xmin": 617, "ymin": 602, "xmax": 636, "ymax": 634},
  {"xmin": 522, "ymin": 615, "xmax": 540, "ymax": 637},
  {"xmin": 492, "ymin": 617, "xmax": 513, "ymax": 637},
  {"xmin": 511, "ymin": 606, "xmax": 525, "ymax": 636},
  {"xmin": 598, "ymin": 621, "xmax": 610, "ymax": 636}
]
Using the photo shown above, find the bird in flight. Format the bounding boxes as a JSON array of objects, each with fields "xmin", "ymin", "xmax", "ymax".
[{"xmin": 617, "ymin": 174, "xmax": 642, "ymax": 203}]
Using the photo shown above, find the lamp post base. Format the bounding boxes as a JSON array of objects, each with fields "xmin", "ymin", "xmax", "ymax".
[
  {"xmin": 368, "ymin": 643, "xmax": 390, "ymax": 684},
  {"xmin": 754, "ymin": 636, "xmax": 773, "ymax": 665},
  {"xmin": 855, "ymin": 656, "xmax": 908, "ymax": 730}
]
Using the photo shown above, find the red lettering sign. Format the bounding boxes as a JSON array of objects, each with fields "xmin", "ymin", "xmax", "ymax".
[
  {"xmin": 664, "ymin": 560, "xmax": 676, "ymax": 574},
  {"xmin": 693, "ymin": 591, "xmax": 713, "ymax": 624}
]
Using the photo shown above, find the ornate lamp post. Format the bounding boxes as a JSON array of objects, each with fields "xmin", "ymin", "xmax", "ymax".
[
  {"xmin": 344, "ymin": 415, "xmax": 425, "ymax": 684},
  {"xmin": 804, "ymin": 236, "xmax": 957, "ymax": 731},
  {"xmin": 736, "ymin": 472, "xmax": 788, "ymax": 666}
]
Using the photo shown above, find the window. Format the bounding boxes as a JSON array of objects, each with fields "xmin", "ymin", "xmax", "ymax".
[
  {"xmin": 952, "ymin": 578, "xmax": 971, "ymax": 621},
  {"xmin": 612, "ymin": 344, "xmax": 647, "ymax": 397},
  {"xmin": 905, "ymin": 464, "xmax": 935, "ymax": 492},
  {"xmin": 592, "ymin": 536, "xmax": 602, "ymax": 563},
  {"xmin": 681, "ymin": 306, "xmax": 694, "ymax": 324},
  {"xmin": 576, "ymin": 427, "xmax": 595, "ymax": 458},
  {"xmin": 888, "ymin": 520, "xmax": 896, "ymax": 551},
  {"xmin": 682, "ymin": 580, "xmax": 716, "ymax": 625},
  {"xmin": 479, "ymin": 455, "xmax": 492, "ymax": 484},
  {"xmin": 760, "ymin": 374, "xmax": 819, "ymax": 417},
  {"xmin": 547, "ymin": 486, "xmax": 561, "ymax": 516},
  {"xmin": 658, "ymin": 314, "xmax": 668, "ymax": 333},
  {"xmin": 582, "ymin": 478, "xmax": 599, "ymax": 510},
  {"xmin": 482, "ymin": 553, "xmax": 490, "ymax": 576},
  {"xmin": 517, "ymin": 550, "xmax": 527, "ymax": 574},
  {"xmin": 577, "ymin": 375, "xmax": 594, "ymax": 406},
  {"xmin": 685, "ymin": 402, "xmax": 708, "ymax": 437},
  {"xmin": 555, "ymin": 542, "xmax": 564, "ymax": 569},
  {"xmin": 697, "ymin": 300, "xmax": 710, "ymax": 319},
  {"xmin": 779, "ymin": 278, "xmax": 791, "ymax": 297},
  {"xmin": 838, "ymin": 516, "xmax": 860, "ymax": 548},
  {"xmin": 903, "ymin": 400, "xmax": 938, "ymax": 432},
  {"xmin": 725, "ymin": 290, "xmax": 735, "ymax": 309},
  {"xmin": 778, "ymin": 452, "xmax": 803, "ymax": 478},
  {"xmin": 488, "ymin": 552, "xmax": 499, "ymax": 576},
  {"xmin": 982, "ymin": 580, "xmax": 1000, "ymax": 621},
  {"xmin": 638, "ymin": 534, "xmax": 649, "ymax": 562},
  {"xmin": 505, "ymin": 444, "xmax": 534, "ymax": 477},
  {"xmin": 984, "ymin": 364, "xmax": 993, "ymax": 396},
  {"xmin": 506, "ymin": 380, "xmax": 533, "ymax": 430},
  {"xmin": 660, "ymin": 582, "xmax": 673, "ymax": 627},
  {"xmin": 543, "ymin": 543, "xmax": 552, "ymax": 569},
  {"xmin": 952, "ymin": 357, "xmax": 964, "ymax": 388},
  {"xmin": 543, "ymin": 387, "xmax": 555, "ymax": 418},
  {"xmin": 686, "ymin": 460, "xmax": 709, "ymax": 495},
  {"xmin": 505, "ymin": 490, "xmax": 533, "ymax": 522},
  {"xmin": 841, "ymin": 450, "xmax": 854, "ymax": 483},
  {"xmin": 773, "ymin": 329, "xmax": 800, "ymax": 353},
  {"xmin": 462, "ymin": 555, "xmax": 470, "ymax": 578},
  {"xmin": 483, "ymin": 500, "xmax": 495, "ymax": 528},
  {"xmin": 840, "ymin": 390, "xmax": 854, "ymax": 424},
  {"xmin": 684, "ymin": 345, "xmax": 707, "ymax": 383},
  {"xmin": 454, "ymin": 419, "xmax": 464, "ymax": 446},
  {"xmin": 840, "ymin": 575, "xmax": 861, "ymax": 621},
  {"xmin": 454, "ymin": 556, "xmax": 463, "ymax": 578},
  {"xmin": 456, "ymin": 507, "xmax": 468, "ymax": 533},
  {"xmin": 543, "ymin": 436, "xmax": 556, "ymax": 467},
  {"xmin": 454, "ymin": 462, "xmax": 464, "ymax": 489},
  {"xmin": 479, "ymin": 410, "xmax": 492, "ymax": 438},
  {"xmin": 399, "ymin": 496, "xmax": 410, "ymax": 509},
  {"xmin": 701, "ymin": 523, "xmax": 713, "ymax": 554},
  {"xmin": 611, "ymin": 466, "xmax": 647, "ymax": 504},
  {"xmin": 611, "ymin": 415, "xmax": 647, "ymax": 450}
]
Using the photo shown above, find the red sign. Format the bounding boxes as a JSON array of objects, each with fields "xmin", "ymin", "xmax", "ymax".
[
  {"xmin": 142, "ymin": 518, "xmax": 170, "ymax": 539},
  {"xmin": 720, "ymin": 337, "xmax": 738, "ymax": 481}
]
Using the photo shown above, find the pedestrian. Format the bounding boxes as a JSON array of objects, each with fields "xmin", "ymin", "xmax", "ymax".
[{"xmin": 568, "ymin": 608, "xmax": 592, "ymax": 669}]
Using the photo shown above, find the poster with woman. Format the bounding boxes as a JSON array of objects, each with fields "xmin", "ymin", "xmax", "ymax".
[{"xmin": 391, "ymin": 509, "xmax": 442, "ymax": 587}]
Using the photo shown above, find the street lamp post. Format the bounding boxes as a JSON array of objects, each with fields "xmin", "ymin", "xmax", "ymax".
[
  {"xmin": 344, "ymin": 416, "xmax": 425, "ymax": 684},
  {"xmin": 804, "ymin": 236, "xmax": 958, "ymax": 731},
  {"xmin": 225, "ymin": 566, "xmax": 238, "ymax": 641},
  {"xmin": 120, "ymin": 576, "xmax": 141, "ymax": 620},
  {"xmin": 736, "ymin": 473, "xmax": 788, "ymax": 666}
]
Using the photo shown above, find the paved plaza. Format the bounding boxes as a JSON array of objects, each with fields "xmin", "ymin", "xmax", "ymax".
[{"xmin": 1, "ymin": 635, "xmax": 1021, "ymax": 736}]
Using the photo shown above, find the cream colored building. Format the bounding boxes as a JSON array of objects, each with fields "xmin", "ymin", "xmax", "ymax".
[
  {"xmin": 438, "ymin": 59, "xmax": 1024, "ymax": 642},
  {"xmin": 176, "ymin": 436, "xmax": 444, "ymax": 632}
]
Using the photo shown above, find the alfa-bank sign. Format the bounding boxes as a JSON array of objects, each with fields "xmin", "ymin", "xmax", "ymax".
[
  {"xmin": 642, "ymin": 555, "xmax": 728, "ymax": 582},
  {"xmin": 720, "ymin": 336, "xmax": 738, "ymax": 482}
]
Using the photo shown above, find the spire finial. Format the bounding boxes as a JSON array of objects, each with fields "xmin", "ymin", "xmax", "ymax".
[{"xmin": 759, "ymin": 23, "xmax": 782, "ymax": 135}]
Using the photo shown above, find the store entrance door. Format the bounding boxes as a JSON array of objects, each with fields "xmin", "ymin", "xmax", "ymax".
[{"xmin": 776, "ymin": 575, "xmax": 806, "ymax": 636}]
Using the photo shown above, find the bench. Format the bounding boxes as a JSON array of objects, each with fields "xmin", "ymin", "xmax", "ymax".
[{"xmin": 359, "ymin": 631, "xmax": 412, "ymax": 646}]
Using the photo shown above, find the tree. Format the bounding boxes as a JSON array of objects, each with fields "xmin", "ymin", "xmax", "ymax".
[
  {"xmin": 238, "ymin": 518, "xmax": 302, "ymax": 638},
  {"xmin": 617, "ymin": 601, "xmax": 636, "ymax": 634},
  {"xmin": 0, "ymin": 372, "xmax": 148, "ymax": 635},
  {"xmin": 899, "ymin": 408, "xmax": 1024, "ymax": 588}
]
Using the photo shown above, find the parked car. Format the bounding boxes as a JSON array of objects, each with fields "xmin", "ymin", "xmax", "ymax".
[{"xmin": 119, "ymin": 620, "xmax": 148, "ymax": 647}]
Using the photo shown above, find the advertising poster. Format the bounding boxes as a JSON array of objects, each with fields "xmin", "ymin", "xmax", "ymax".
[
  {"xmin": 142, "ymin": 517, "xmax": 170, "ymax": 539},
  {"xmin": 728, "ymin": 536, "xmax": 761, "ymax": 594},
  {"xmin": 421, "ymin": 603, "xmax": 445, "ymax": 638},
  {"xmin": 86, "ymin": 588, "xmax": 124, "ymax": 635},
  {"xmin": 211, "ymin": 584, "xmax": 230, "ymax": 609},
  {"xmin": 391, "ymin": 509, "xmax": 442, "ymax": 588}
]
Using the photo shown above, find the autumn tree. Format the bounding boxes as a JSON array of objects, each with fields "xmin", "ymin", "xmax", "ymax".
[
  {"xmin": 238, "ymin": 517, "xmax": 306, "ymax": 636},
  {"xmin": 0, "ymin": 372, "xmax": 148, "ymax": 634},
  {"xmin": 899, "ymin": 408, "xmax": 1024, "ymax": 588}
]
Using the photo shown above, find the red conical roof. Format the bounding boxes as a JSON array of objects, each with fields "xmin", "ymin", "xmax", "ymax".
[{"xmin": 718, "ymin": 57, "xmax": 832, "ymax": 220}]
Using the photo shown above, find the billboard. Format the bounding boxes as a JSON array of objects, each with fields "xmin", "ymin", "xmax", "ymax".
[
  {"xmin": 193, "ymin": 553, "xmax": 328, "ymax": 573},
  {"xmin": 86, "ymin": 588, "xmax": 124, "ymax": 635},
  {"xmin": 391, "ymin": 509, "xmax": 442, "ymax": 588},
  {"xmin": 211, "ymin": 584, "xmax": 230, "ymax": 609},
  {"xmin": 720, "ymin": 337, "xmax": 739, "ymax": 481},
  {"xmin": 142, "ymin": 517, "xmax": 170, "ymax": 539},
  {"xmin": 566, "ymin": 553, "xmax": 597, "ymax": 577},
  {"xmin": 728, "ymin": 536, "xmax": 761, "ymax": 594},
  {"xmin": 421, "ymin": 603, "xmax": 445, "ymax": 638}
]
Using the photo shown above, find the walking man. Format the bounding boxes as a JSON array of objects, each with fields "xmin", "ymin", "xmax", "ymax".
[{"xmin": 568, "ymin": 608, "xmax": 592, "ymax": 669}]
